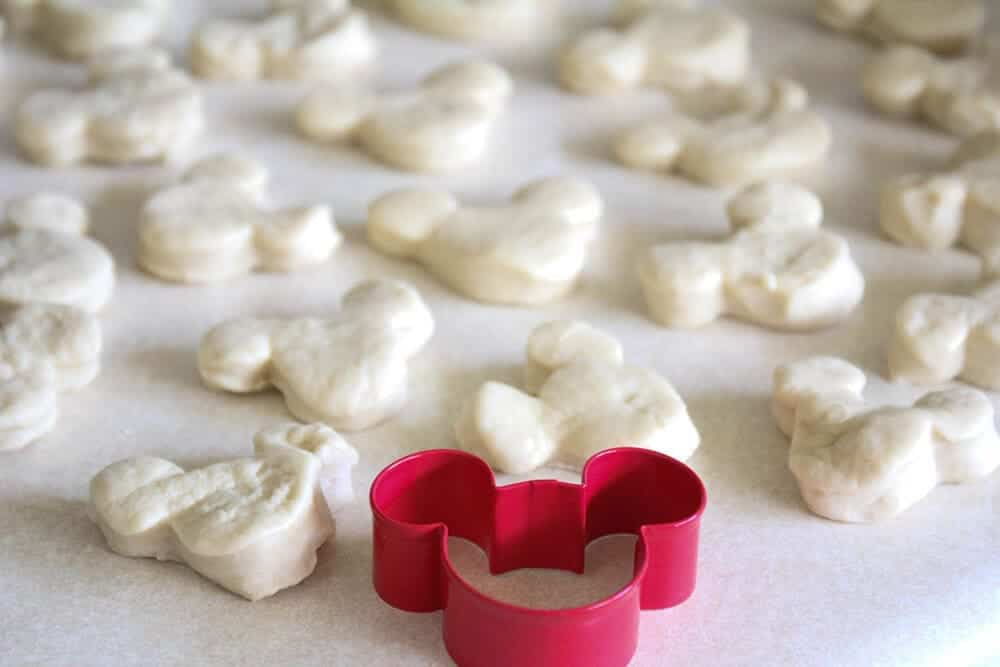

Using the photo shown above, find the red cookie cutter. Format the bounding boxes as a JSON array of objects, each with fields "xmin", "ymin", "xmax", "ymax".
[{"xmin": 370, "ymin": 447, "xmax": 707, "ymax": 667}]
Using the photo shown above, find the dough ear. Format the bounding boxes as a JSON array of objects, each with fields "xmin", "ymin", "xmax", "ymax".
[
  {"xmin": 183, "ymin": 153, "xmax": 270, "ymax": 193},
  {"xmin": 198, "ymin": 319, "xmax": 278, "ymax": 393},
  {"xmin": 772, "ymin": 357, "xmax": 867, "ymax": 436},
  {"xmin": 862, "ymin": 46, "xmax": 935, "ymax": 116},
  {"xmin": 423, "ymin": 61, "xmax": 513, "ymax": 112},
  {"xmin": 615, "ymin": 114, "xmax": 701, "ymax": 171},
  {"xmin": 340, "ymin": 280, "xmax": 435, "ymax": 352},
  {"xmin": 523, "ymin": 321, "xmax": 623, "ymax": 394},
  {"xmin": 614, "ymin": 0, "xmax": 698, "ymax": 24},
  {"xmin": 4, "ymin": 193, "xmax": 89, "ymax": 236},
  {"xmin": 367, "ymin": 189, "xmax": 457, "ymax": 258},
  {"xmin": 296, "ymin": 86, "xmax": 375, "ymax": 142},
  {"xmin": 917, "ymin": 388, "xmax": 1000, "ymax": 481},
  {"xmin": 727, "ymin": 182, "xmax": 823, "ymax": 232},
  {"xmin": 880, "ymin": 174, "xmax": 968, "ymax": 249},
  {"xmin": 254, "ymin": 422, "xmax": 359, "ymax": 509},
  {"xmin": 513, "ymin": 177, "xmax": 604, "ymax": 228},
  {"xmin": 254, "ymin": 205, "xmax": 340, "ymax": 271},
  {"xmin": 559, "ymin": 29, "xmax": 648, "ymax": 95},
  {"xmin": 90, "ymin": 457, "xmax": 185, "ymax": 526}
]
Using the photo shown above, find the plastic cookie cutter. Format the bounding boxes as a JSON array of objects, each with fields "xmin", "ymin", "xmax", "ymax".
[{"xmin": 370, "ymin": 447, "xmax": 707, "ymax": 667}]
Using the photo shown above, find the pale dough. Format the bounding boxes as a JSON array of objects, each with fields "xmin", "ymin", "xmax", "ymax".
[
  {"xmin": 25, "ymin": 0, "xmax": 168, "ymax": 60},
  {"xmin": 385, "ymin": 0, "xmax": 556, "ymax": 42}
]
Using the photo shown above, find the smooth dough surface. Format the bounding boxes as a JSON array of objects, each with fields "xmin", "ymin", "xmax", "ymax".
[
  {"xmin": 386, "ymin": 0, "xmax": 555, "ymax": 41},
  {"xmin": 28, "ymin": 0, "xmax": 168, "ymax": 60}
]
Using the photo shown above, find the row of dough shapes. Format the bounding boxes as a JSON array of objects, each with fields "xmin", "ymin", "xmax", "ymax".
[
  {"xmin": 90, "ymin": 422, "xmax": 358, "ymax": 600},
  {"xmin": 615, "ymin": 78, "xmax": 832, "ymax": 186},
  {"xmin": 15, "ymin": 48, "xmax": 203, "ymax": 167},
  {"xmin": 191, "ymin": 0, "xmax": 376, "ymax": 81},
  {"xmin": 881, "ymin": 129, "xmax": 1000, "ymax": 276},
  {"xmin": 638, "ymin": 182, "xmax": 865, "ymax": 330},
  {"xmin": 773, "ymin": 356, "xmax": 1000, "ymax": 523},
  {"xmin": 863, "ymin": 45, "xmax": 1000, "ymax": 137},
  {"xmin": 368, "ymin": 177, "xmax": 602, "ymax": 305},
  {"xmin": 138, "ymin": 154, "xmax": 341, "ymax": 284},
  {"xmin": 296, "ymin": 60, "xmax": 513, "ymax": 171},
  {"xmin": 816, "ymin": 0, "xmax": 986, "ymax": 55},
  {"xmin": 198, "ymin": 280, "xmax": 433, "ymax": 431},
  {"xmin": 383, "ymin": 0, "xmax": 557, "ymax": 42},
  {"xmin": 456, "ymin": 320, "xmax": 700, "ymax": 474},
  {"xmin": 560, "ymin": 0, "xmax": 749, "ymax": 96},
  {"xmin": 7, "ymin": 0, "xmax": 167, "ymax": 59}
]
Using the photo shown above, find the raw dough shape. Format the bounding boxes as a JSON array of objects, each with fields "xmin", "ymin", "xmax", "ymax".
[
  {"xmin": 0, "ymin": 303, "xmax": 101, "ymax": 451},
  {"xmin": 889, "ymin": 279, "xmax": 1000, "ymax": 390},
  {"xmin": 386, "ymin": 0, "xmax": 555, "ymax": 41},
  {"xmin": 138, "ymin": 154, "xmax": 341, "ymax": 284},
  {"xmin": 367, "ymin": 178, "xmax": 603, "ymax": 305},
  {"xmin": 90, "ymin": 422, "xmax": 359, "ymax": 600},
  {"xmin": 456, "ymin": 320, "xmax": 700, "ymax": 474},
  {"xmin": 638, "ymin": 181, "xmax": 865, "ymax": 330},
  {"xmin": 191, "ymin": 0, "xmax": 376, "ymax": 81},
  {"xmin": 15, "ymin": 48, "xmax": 203, "ymax": 166},
  {"xmin": 22, "ymin": 0, "xmax": 167, "ymax": 60},
  {"xmin": 198, "ymin": 280, "xmax": 434, "ymax": 431},
  {"xmin": 863, "ymin": 45, "xmax": 1000, "ymax": 137},
  {"xmin": 816, "ymin": 0, "xmax": 985, "ymax": 55},
  {"xmin": 615, "ymin": 78, "xmax": 832, "ymax": 186},
  {"xmin": 296, "ymin": 60, "xmax": 513, "ymax": 171},
  {"xmin": 773, "ymin": 356, "xmax": 1000, "ymax": 522},
  {"xmin": 560, "ymin": 0, "xmax": 749, "ymax": 95},
  {"xmin": 0, "ymin": 194, "xmax": 114, "ymax": 312},
  {"xmin": 880, "ymin": 130, "xmax": 1000, "ymax": 276}
]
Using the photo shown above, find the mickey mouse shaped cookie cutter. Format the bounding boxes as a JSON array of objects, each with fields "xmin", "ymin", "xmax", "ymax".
[{"xmin": 370, "ymin": 447, "xmax": 707, "ymax": 667}]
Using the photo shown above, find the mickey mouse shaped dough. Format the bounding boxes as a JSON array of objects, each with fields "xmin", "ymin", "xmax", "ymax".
[
  {"xmin": 817, "ymin": 0, "xmax": 985, "ymax": 55},
  {"xmin": 863, "ymin": 46, "xmax": 1000, "ymax": 137},
  {"xmin": 22, "ymin": 0, "xmax": 168, "ymax": 60},
  {"xmin": 296, "ymin": 60, "xmax": 513, "ymax": 171},
  {"xmin": 0, "ymin": 303, "xmax": 101, "ymax": 451},
  {"xmin": 90, "ymin": 422, "xmax": 358, "ymax": 600},
  {"xmin": 138, "ymin": 154, "xmax": 341, "ymax": 284},
  {"xmin": 191, "ymin": 0, "xmax": 376, "ymax": 81},
  {"xmin": 639, "ymin": 182, "xmax": 864, "ymax": 330},
  {"xmin": 889, "ymin": 280, "xmax": 1000, "ymax": 390},
  {"xmin": 15, "ymin": 48, "xmax": 203, "ymax": 166},
  {"xmin": 615, "ymin": 78, "xmax": 832, "ymax": 186},
  {"xmin": 199, "ymin": 280, "xmax": 433, "ymax": 431},
  {"xmin": 881, "ymin": 130, "xmax": 1000, "ymax": 276},
  {"xmin": 456, "ymin": 320, "xmax": 700, "ymax": 474},
  {"xmin": 367, "ymin": 178, "xmax": 602, "ymax": 305},
  {"xmin": 560, "ymin": 0, "xmax": 749, "ymax": 95},
  {"xmin": 385, "ymin": 0, "xmax": 555, "ymax": 41},
  {"xmin": 1, "ymin": 194, "xmax": 114, "ymax": 313},
  {"xmin": 773, "ymin": 356, "xmax": 1000, "ymax": 522}
]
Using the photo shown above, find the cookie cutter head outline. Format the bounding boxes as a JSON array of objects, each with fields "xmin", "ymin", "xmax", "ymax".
[{"xmin": 370, "ymin": 447, "xmax": 707, "ymax": 667}]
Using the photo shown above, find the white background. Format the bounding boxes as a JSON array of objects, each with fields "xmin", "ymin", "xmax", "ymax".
[{"xmin": 1, "ymin": 1, "xmax": 999, "ymax": 665}]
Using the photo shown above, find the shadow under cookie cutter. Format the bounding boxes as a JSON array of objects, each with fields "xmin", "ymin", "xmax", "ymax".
[{"xmin": 370, "ymin": 447, "xmax": 707, "ymax": 667}]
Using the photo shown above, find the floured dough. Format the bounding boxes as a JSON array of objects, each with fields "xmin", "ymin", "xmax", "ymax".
[
  {"xmin": 817, "ymin": 0, "xmax": 985, "ymax": 55},
  {"xmin": 638, "ymin": 182, "xmax": 864, "ymax": 330},
  {"xmin": 90, "ymin": 422, "xmax": 358, "ymax": 600},
  {"xmin": 773, "ymin": 356, "xmax": 1000, "ymax": 522},
  {"xmin": 198, "ymin": 280, "xmax": 434, "ymax": 431},
  {"xmin": 615, "ymin": 78, "xmax": 832, "ymax": 186},
  {"xmin": 880, "ymin": 129, "xmax": 1000, "ymax": 276},
  {"xmin": 889, "ymin": 280, "xmax": 1000, "ymax": 390},
  {"xmin": 863, "ymin": 45, "xmax": 1000, "ymax": 136},
  {"xmin": 367, "ymin": 178, "xmax": 602, "ymax": 305},
  {"xmin": 15, "ymin": 48, "xmax": 203, "ymax": 166},
  {"xmin": 560, "ymin": 0, "xmax": 749, "ymax": 95},
  {"xmin": 0, "ymin": 303, "xmax": 101, "ymax": 451},
  {"xmin": 296, "ymin": 60, "xmax": 512, "ymax": 171},
  {"xmin": 192, "ymin": 0, "xmax": 376, "ymax": 81},
  {"xmin": 385, "ymin": 0, "xmax": 555, "ymax": 41},
  {"xmin": 138, "ymin": 154, "xmax": 341, "ymax": 284},
  {"xmin": 1, "ymin": 194, "xmax": 114, "ymax": 312},
  {"xmin": 456, "ymin": 320, "xmax": 700, "ymax": 474},
  {"xmin": 24, "ymin": 0, "xmax": 168, "ymax": 60}
]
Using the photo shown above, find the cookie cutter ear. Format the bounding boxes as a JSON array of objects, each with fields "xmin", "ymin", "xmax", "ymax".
[
  {"xmin": 367, "ymin": 189, "xmax": 457, "ymax": 258},
  {"xmin": 340, "ymin": 280, "xmax": 435, "ymax": 348},
  {"xmin": 772, "ymin": 357, "xmax": 867, "ymax": 436},
  {"xmin": 513, "ymin": 178, "xmax": 604, "ymax": 228},
  {"xmin": 523, "ymin": 320, "xmax": 624, "ymax": 394},
  {"xmin": 862, "ymin": 46, "xmax": 936, "ymax": 116},
  {"xmin": 727, "ymin": 182, "xmax": 824, "ymax": 233},
  {"xmin": 296, "ymin": 86, "xmax": 376, "ymax": 142},
  {"xmin": 198, "ymin": 319, "xmax": 280, "ymax": 393},
  {"xmin": 615, "ymin": 113, "xmax": 702, "ymax": 172},
  {"xmin": 423, "ymin": 61, "xmax": 514, "ymax": 112}
]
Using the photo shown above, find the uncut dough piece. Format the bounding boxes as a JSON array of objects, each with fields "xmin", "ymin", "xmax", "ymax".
[
  {"xmin": 638, "ymin": 182, "xmax": 864, "ymax": 330},
  {"xmin": 198, "ymin": 280, "xmax": 434, "ymax": 431},
  {"xmin": 0, "ymin": 193, "xmax": 114, "ymax": 313},
  {"xmin": 880, "ymin": 129, "xmax": 1000, "ymax": 276},
  {"xmin": 817, "ymin": 0, "xmax": 985, "ymax": 56},
  {"xmin": 889, "ymin": 280, "xmax": 1000, "ymax": 390},
  {"xmin": 15, "ymin": 48, "xmax": 203, "ymax": 166},
  {"xmin": 0, "ymin": 303, "xmax": 101, "ymax": 451},
  {"xmin": 386, "ymin": 0, "xmax": 555, "ymax": 42},
  {"xmin": 863, "ymin": 45, "xmax": 1000, "ymax": 137},
  {"xmin": 138, "ymin": 154, "xmax": 341, "ymax": 284},
  {"xmin": 773, "ymin": 356, "xmax": 1000, "ymax": 522},
  {"xmin": 90, "ymin": 423, "xmax": 359, "ymax": 600},
  {"xmin": 26, "ymin": 0, "xmax": 167, "ymax": 60},
  {"xmin": 367, "ymin": 178, "xmax": 602, "ymax": 305},
  {"xmin": 191, "ymin": 0, "xmax": 376, "ymax": 81},
  {"xmin": 456, "ymin": 320, "xmax": 700, "ymax": 474},
  {"xmin": 615, "ymin": 78, "xmax": 832, "ymax": 186},
  {"xmin": 296, "ymin": 60, "xmax": 513, "ymax": 171},
  {"xmin": 560, "ymin": 0, "xmax": 749, "ymax": 95}
]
